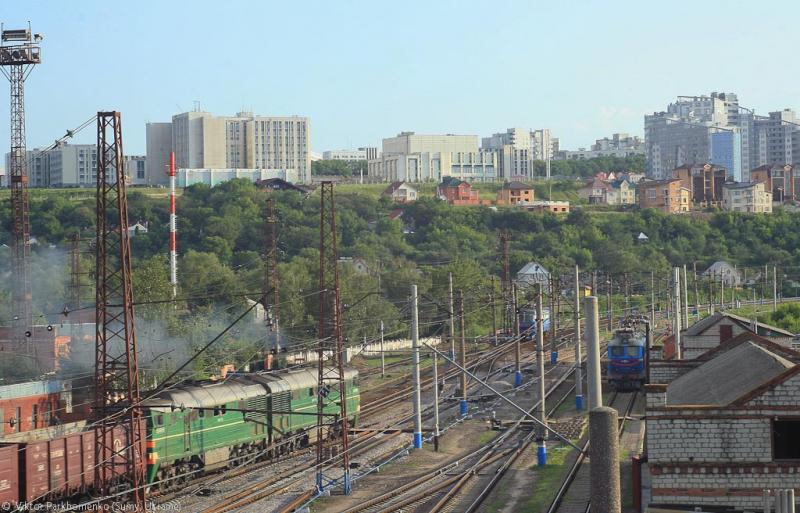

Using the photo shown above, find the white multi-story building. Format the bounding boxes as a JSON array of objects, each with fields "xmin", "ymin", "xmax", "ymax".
[
  {"xmin": 147, "ymin": 110, "xmax": 311, "ymax": 183},
  {"xmin": 125, "ymin": 155, "xmax": 148, "ymax": 186},
  {"xmin": 722, "ymin": 181, "xmax": 772, "ymax": 213},
  {"xmin": 6, "ymin": 144, "xmax": 97, "ymax": 187},
  {"xmin": 322, "ymin": 149, "xmax": 371, "ymax": 161},
  {"xmin": 369, "ymin": 132, "xmax": 496, "ymax": 182},
  {"xmin": 558, "ymin": 132, "xmax": 645, "ymax": 160},
  {"xmin": 481, "ymin": 128, "xmax": 556, "ymax": 179}
]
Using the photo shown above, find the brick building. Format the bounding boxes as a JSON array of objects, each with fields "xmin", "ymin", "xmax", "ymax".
[
  {"xmin": 672, "ymin": 163, "xmax": 728, "ymax": 207},
  {"xmin": 437, "ymin": 177, "xmax": 481, "ymax": 205},
  {"xmin": 638, "ymin": 179, "xmax": 691, "ymax": 213},
  {"xmin": 644, "ymin": 334, "xmax": 800, "ymax": 510},
  {"xmin": 0, "ymin": 380, "xmax": 73, "ymax": 435},
  {"xmin": 496, "ymin": 181, "xmax": 534, "ymax": 206},
  {"xmin": 680, "ymin": 311, "xmax": 794, "ymax": 359},
  {"xmin": 750, "ymin": 164, "xmax": 796, "ymax": 203}
]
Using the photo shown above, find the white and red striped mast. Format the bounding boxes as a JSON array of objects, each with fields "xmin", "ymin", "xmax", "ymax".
[{"xmin": 168, "ymin": 151, "xmax": 177, "ymax": 298}]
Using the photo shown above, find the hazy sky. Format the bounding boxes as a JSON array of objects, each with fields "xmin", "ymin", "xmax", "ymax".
[{"xmin": 3, "ymin": 0, "xmax": 799, "ymax": 155}]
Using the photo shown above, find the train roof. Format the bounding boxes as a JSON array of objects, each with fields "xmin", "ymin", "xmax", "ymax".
[{"xmin": 141, "ymin": 378, "xmax": 266, "ymax": 413}]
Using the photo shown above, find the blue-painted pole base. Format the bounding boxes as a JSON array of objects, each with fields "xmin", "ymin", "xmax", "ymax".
[
  {"xmin": 551, "ymin": 351, "xmax": 558, "ymax": 364},
  {"xmin": 343, "ymin": 472, "xmax": 352, "ymax": 495},
  {"xmin": 413, "ymin": 432, "xmax": 423, "ymax": 449},
  {"xmin": 460, "ymin": 399, "xmax": 468, "ymax": 417},
  {"xmin": 537, "ymin": 443, "xmax": 547, "ymax": 466},
  {"xmin": 514, "ymin": 370, "xmax": 523, "ymax": 387},
  {"xmin": 575, "ymin": 394, "xmax": 584, "ymax": 411}
]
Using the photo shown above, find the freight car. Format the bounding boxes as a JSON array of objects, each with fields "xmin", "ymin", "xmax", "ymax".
[{"xmin": 0, "ymin": 367, "xmax": 360, "ymax": 507}]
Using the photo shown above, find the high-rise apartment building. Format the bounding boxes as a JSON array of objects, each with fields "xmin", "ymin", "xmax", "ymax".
[
  {"xmin": 147, "ymin": 111, "xmax": 311, "ymax": 183},
  {"xmin": 646, "ymin": 93, "xmax": 800, "ymax": 182},
  {"xmin": 481, "ymin": 128, "xmax": 556, "ymax": 179},
  {"xmin": 6, "ymin": 144, "xmax": 97, "ymax": 187},
  {"xmin": 645, "ymin": 94, "xmax": 740, "ymax": 180}
]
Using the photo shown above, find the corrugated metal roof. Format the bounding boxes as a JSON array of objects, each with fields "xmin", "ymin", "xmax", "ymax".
[
  {"xmin": 0, "ymin": 380, "xmax": 66, "ymax": 399},
  {"xmin": 666, "ymin": 341, "xmax": 795, "ymax": 406},
  {"xmin": 141, "ymin": 378, "xmax": 265, "ymax": 412}
]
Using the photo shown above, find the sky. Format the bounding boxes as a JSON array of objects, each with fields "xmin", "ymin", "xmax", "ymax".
[{"xmin": 2, "ymin": 0, "xmax": 800, "ymax": 155}]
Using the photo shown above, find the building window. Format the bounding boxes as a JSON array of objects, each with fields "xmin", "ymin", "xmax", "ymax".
[{"xmin": 773, "ymin": 419, "xmax": 800, "ymax": 459}]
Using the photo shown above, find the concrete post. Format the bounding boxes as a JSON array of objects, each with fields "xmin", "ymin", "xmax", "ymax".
[
  {"xmin": 513, "ymin": 283, "xmax": 522, "ymax": 387},
  {"xmin": 585, "ymin": 296, "xmax": 602, "ymax": 411},
  {"xmin": 574, "ymin": 265, "xmax": 584, "ymax": 410},
  {"xmin": 432, "ymin": 349, "xmax": 440, "ymax": 451},
  {"xmin": 459, "ymin": 290, "xmax": 468, "ymax": 417},
  {"xmin": 787, "ymin": 489, "xmax": 795, "ymax": 513},
  {"xmin": 536, "ymin": 284, "xmax": 548, "ymax": 465},
  {"xmin": 589, "ymin": 407, "xmax": 621, "ymax": 513},
  {"xmin": 673, "ymin": 267, "xmax": 682, "ymax": 360},
  {"xmin": 411, "ymin": 284, "xmax": 422, "ymax": 449},
  {"xmin": 682, "ymin": 264, "xmax": 689, "ymax": 328},
  {"xmin": 491, "ymin": 276, "xmax": 498, "ymax": 347},
  {"xmin": 650, "ymin": 271, "xmax": 655, "ymax": 328},
  {"xmin": 448, "ymin": 272, "xmax": 456, "ymax": 361},
  {"xmin": 379, "ymin": 320, "xmax": 385, "ymax": 378},
  {"xmin": 774, "ymin": 266, "xmax": 778, "ymax": 312},
  {"xmin": 550, "ymin": 275, "xmax": 558, "ymax": 363}
]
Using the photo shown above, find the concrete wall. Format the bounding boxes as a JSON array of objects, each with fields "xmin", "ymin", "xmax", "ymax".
[{"xmin": 287, "ymin": 337, "xmax": 444, "ymax": 365}]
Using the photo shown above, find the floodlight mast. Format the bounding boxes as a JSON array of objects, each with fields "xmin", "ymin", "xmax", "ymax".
[{"xmin": 0, "ymin": 23, "xmax": 41, "ymax": 355}]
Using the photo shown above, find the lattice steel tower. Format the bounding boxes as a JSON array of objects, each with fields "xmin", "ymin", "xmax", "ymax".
[
  {"xmin": 316, "ymin": 182, "xmax": 351, "ymax": 494},
  {"xmin": 0, "ymin": 25, "xmax": 41, "ymax": 349},
  {"xmin": 94, "ymin": 112, "xmax": 147, "ymax": 509}
]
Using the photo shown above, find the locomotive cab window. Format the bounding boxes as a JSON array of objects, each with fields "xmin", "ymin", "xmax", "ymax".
[
  {"xmin": 309, "ymin": 387, "xmax": 314, "ymax": 397},
  {"xmin": 199, "ymin": 409, "xmax": 205, "ymax": 418},
  {"xmin": 611, "ymin": 347, "xmax": 625, "ymax": 357},
  {"xmin": 221, "ymin": 405, "xmax": 227, "ymax": 414},
  {"xmin": 627, "ymin": 346, "xmax": 640, "ymax": 357},
  {"xmin": 155, "ymin": 414, "xmax": 163, "ymax": 426},
  {"xmin": 773, "ymin": 419, "xmax": 800, "ymax": 460}
]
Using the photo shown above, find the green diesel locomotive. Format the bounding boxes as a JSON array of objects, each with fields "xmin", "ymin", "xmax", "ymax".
[{"xmin": 141, "ymin": 367, "xmax": 359, "ymax": 490}]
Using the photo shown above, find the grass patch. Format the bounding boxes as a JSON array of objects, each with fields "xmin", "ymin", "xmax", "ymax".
[
  {"xmin": 478, "ymin": 429, "xmax": 499, "ymax": 445},
  {"xmin": 518, "ymin": 443, "xmax": 574, "ymax": 513}
]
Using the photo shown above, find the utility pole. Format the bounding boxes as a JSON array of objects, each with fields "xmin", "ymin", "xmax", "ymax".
[
  {"xmin": 673, "ymin": 267, "xmax": 682, "ymax": 360},
  {"xmin": 168, "ymin": 151, "xmax": 178, "ymax": 299},
  {"xmin": 94, "ymin": 112, "xmax": 147, "ymax": 510},
  {"xmin": 606, "ymin": 273, "xmax": 613, "ymax": 330},
  {"xmin": 315, "ymin": 182, "xmax": 351, "ymax": 495},
  {"xmin": 773, "ymin": 266, "xmax": 778, "ymax": 312},
  {"xmin": 411, "ymin": 284, "xmax": 422, "ymax": 449},
  {"xmin": 1, "ymin": 26, "xmax": 40, "ymax": 355},
  {"xmin": 536, "ymin": 284, "xmax": 547, "ymax": 465},
  {"xmin": 649, "ymin": 271, "xmax": 655, "ymax": 328},
  {"xmin": 513, "ymin": 283, "xmax": 522, "ymax": 387},
  {"xmin": 432, "ymin": 339, "xmax": 441, "ymax": 451},
  {"xmin": 490, "ymin": 275, "xmax": 498, "ymax": 346},
  {"xmin": 448, "ymin": 272, "xmax": 456, "ymax": 360},
  {"xmin": 693, "ymin": 262, "xmax": 700, "ymax": 320},
  {"xmin": 500, "ymin": 230, "xmax": 513, "ymax": 335},
  {"xmin": 458, "ymin": 290, "xmax": 468, "ymax": 417},
  {"xmin": 682, "ymin": 264, "xmax": 689, "ymax": 327},
  {"xmin": 379, "ymin": 321, "xmax": 385, "ymax": 378},
  {"xmin": 264, "ymin": 196, "xmax": 281, "ymax": 353},
  {"xmin": 574, "ymin": 265, "xmax": 583, "ymax": 410},
  {"xmin": 549, "ymin": 275, "xmax": 558, "ymax": 363}
]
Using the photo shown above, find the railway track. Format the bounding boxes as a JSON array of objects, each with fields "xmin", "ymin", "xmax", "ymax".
[
  {"xmin": 173, "ymin": 328, "xmax": 581, "ymax": 512},
  {"xmin": 333, "ymin": 364, "xmax": 580, "ymax": 513},
  {"xmin": 545, "ymin": 389, "xmax": 639, "ymax": 513}
]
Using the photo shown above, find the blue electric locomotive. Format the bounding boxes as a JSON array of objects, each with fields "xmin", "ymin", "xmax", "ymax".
[
  {"xmin": 518, "ymin": 307, "xmax": 550, "ymax": 340},
  {"xmin": 607, "ymin": 322, "xmax": 648, "ymax": 390}
]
